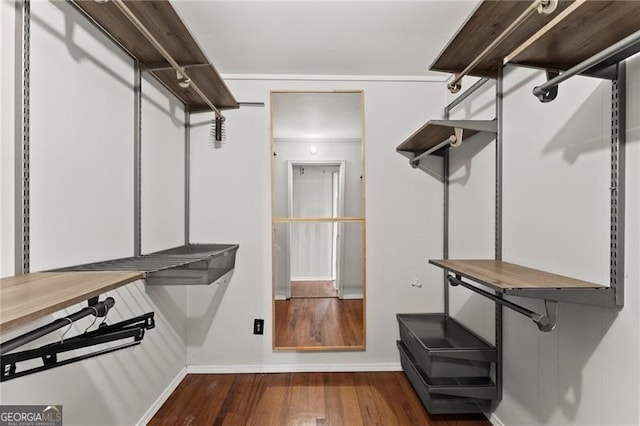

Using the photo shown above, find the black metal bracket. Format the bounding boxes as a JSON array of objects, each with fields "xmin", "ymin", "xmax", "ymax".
[
  {"xmin": 1, "ymin": 312, "xmax": 155, "ymax": 381},
  {"xmin": 449, "ymin": 275, "xmax": 558, "ymax": 332},
  {"xmin": 534, "ymin": 70, "xmax": 560, "ymax": 103}
]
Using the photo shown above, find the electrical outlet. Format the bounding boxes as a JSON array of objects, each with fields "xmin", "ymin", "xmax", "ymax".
[{"xmin": 253, "ymin": 319, "xmax": 264, "ymax": 335}]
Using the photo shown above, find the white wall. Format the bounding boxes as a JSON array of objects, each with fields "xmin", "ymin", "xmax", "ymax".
[
  {"xmin": 0, "ymin": 1, "xmax": 187, "ymax": 424},
  {"xmin": 187, "ymin": 77, "xmax": 446, "ymax": 367},
  {"xmin": 1, "ymin": 0, "xmax": 16, "ymax": 277},
  {"xmin": 444, "ymin": 59, "xmax": 640, "ymax": 425},
  {"xmin": 141, "ymin": 74, "xmax": 186, "ymax": 254}
]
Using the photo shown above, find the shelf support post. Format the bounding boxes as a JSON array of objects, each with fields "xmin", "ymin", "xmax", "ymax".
[
  {"xmin": 133, "ymin": 62, "xmax": 142, "ymax": 257},
  {"xmin": 611, "ymin": 62, "xmax": 626, "ymax": 306},
  {"xmin": 15, "ymin": 0, "xmax": 31, "ymax": 274}
]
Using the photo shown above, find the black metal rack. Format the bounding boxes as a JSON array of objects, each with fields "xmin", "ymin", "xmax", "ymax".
[{"xmin": 1, "ymin": 297, "xmax": 155, "ymax": 382}]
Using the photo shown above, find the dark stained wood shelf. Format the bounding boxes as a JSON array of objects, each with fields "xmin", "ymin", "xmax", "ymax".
[
  {"xmin": 431, "ymin": 0, "xmax": 640, "ymax": 78},
  {"xmin": 429, "ymin": 259, "xmax": 604, "ymax": 292},
  {"xmin": 0, "ymin": 271, "xmax": 143, "ymax": 333},
  {"xmin": 396, "ymin": 120, "xmax": 496, "ymax": 159},
  {"xmin": 72, "ymin": 0, "xmax": 238, "ymax": 112}
]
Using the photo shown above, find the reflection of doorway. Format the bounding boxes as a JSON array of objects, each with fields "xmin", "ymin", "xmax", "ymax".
[{"xmin": 286, "ymin": 161, "xmax": 345, "ymax": 299}]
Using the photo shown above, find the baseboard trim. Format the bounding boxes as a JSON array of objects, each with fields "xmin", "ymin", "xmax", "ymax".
[
  {"xmin": 341, "ymin": 293, "xmax": 363, "ymax": 300},
  {"xmin": 187, "ymin": 363, "xmax": 402, "ymax": 374},
  {"xmin": 137, "ymin": 367, "xmax": 187, "ymax": 426},
  {"xmin": 486, "ymin": 412, "xmax": 505, "ymax": 426}
]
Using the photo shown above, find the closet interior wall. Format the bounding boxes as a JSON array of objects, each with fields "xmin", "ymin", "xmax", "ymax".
[
  {"xmin": 492, "ymin": 61, "xmax": 640, "ymax": 425},
  {"xmin": 0, "ymin": 1, "xmax": 188, "ymax": 425}
]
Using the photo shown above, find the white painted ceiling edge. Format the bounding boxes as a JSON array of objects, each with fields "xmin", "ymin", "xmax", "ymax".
[{"xmin": 171, "ymin": 0, "xmax": 481, "ymax": 77}]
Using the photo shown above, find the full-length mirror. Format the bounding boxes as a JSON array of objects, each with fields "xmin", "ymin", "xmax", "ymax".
[{"xmin": 271, "ymin": 91, "xmax": 365, "ymax": 350}]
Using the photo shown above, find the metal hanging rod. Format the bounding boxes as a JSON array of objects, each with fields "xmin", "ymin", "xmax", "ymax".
[
  {"xmin": 533, "ymin": 29, "xmax": 640, "ymax": 102},
  {"xmin": 108, "ymin": 0, "xmax": 223, "ymax": 117},
  {"xmin": 448, "ymin": 275, "xmax": 558, "ymax": 332},
  {"xmin": 0, "ymin": 297, "xmax": 115, "ymax": 355},
  {"xmin": 447, "ymin": 0, "xmax": 558, "ymax": 94}
]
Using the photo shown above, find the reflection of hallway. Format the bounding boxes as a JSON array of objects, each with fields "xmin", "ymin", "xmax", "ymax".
[
  {"xmin": 274, "ymin": 298, "xmax": 364, "ymax": 348},
  {"xmin": 291, "ymin": 280, "xmax": 337, "ymax": 298}
]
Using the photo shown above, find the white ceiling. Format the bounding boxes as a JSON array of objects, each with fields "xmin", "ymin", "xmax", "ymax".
[
  {"xmin": 272, "ymin": 92, "xmax": 362, "ymax": 140},
  {"xmin": 172, "ymin": 1, "xmax": 480, "ymax": 77}
]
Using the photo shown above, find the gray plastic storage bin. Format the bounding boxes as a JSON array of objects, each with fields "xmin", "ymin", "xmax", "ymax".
[
  {"xmin": 397, "ymin": 313, "xmax": 495, "ymax": 378},
  {"xmin": 397, "ymin": 340, "xmax": 493, "ymax": 414}
]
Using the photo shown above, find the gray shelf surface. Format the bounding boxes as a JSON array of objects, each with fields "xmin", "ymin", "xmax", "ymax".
[{"xmin": 57, "ymin": 244, "xmax": 238, "ymax": 286}]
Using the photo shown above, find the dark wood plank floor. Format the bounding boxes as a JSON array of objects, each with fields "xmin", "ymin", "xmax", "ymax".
[
  {"xmin": 274, "ymin": 298, "xmax": 364, "ymax": 349},
  {"xmin": 149, "ymin": 372, "xmax": 491, "ymax": 426}
]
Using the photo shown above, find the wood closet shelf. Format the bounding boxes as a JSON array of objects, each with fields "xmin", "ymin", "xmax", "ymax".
[
  {"xmin": 429, "ymin": 259, "xmax": 604, "ymax": 292},
  {"xmin": 72, "ymin": 0, "xmax": 238, "ymax": 112},
  {"xmin": 396, "ymin": 120, "xmax": 496, "ymax": 159},
  {"xmin": 431, "ymin": 0, "xmax": 640, "ymax": 78},
  {"xmin": 0, "ymin": 271, "xmax": 143, "ymax": 333}
]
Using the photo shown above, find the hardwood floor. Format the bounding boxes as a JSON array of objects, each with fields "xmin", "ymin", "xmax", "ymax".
[
  {"xmin": 290, "ymin": 281, "xmax": 337, "ymax": 298},
  {"xmin": 274, "ymin": 298, "xmax": 364, "ymax": 348},
  {"xmin": 149, "ymin": 372, "xmax": 491, "ymax": 426}
]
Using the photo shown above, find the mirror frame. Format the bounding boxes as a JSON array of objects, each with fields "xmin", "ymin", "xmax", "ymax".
[{"xmin": 270, "ymin": 90, "xmax": 366, "ymax": 351}]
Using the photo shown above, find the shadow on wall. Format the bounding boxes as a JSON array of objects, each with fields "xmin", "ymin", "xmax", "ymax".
[
  {"xmin": 504, "ymin": 297, "xmax": 619, "ymax": 423},
  {"xmin": 455, "ymin": 79, "xmax": 496, "ymax": 120},
  {"xmin": 185, "ymin": 271, "xmax": 234, "ymax": 346},
  {"xmin": 449, "ymin": 131, "xmax": 495, "ymax": 187},
  {"xmin": 144, "ymin": 285, "xmax": 187, "ymax": 341},
  {"xmin": 43, "ymin": 0, "xmax": 184, "ymax": 127},
  {"xmin": 542, "ymin": 80, "xmax": 611, "ymax": 164}
]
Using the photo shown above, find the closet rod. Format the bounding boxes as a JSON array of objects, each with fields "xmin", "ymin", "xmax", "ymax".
[
  {"xmin": 447, "ymin": 0, "xmax": 557, "ymax": 94},
  {"xmin": 0, "ymin": 298, "xmax": 114, "ymax": 356},
  {"xmin": 533, "ymin": 29, "xmax": 640, "ymax": 102},
  {"xmin": 109, "ymin": 0, "xmax": 223, "ymax": 117},
  {"xmin": 448, "ymin": 276, "xmax": 558, "ymax": 332}
]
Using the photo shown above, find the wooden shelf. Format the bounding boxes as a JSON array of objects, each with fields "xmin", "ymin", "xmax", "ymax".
[
  {"xmin": 72, "ymin": 0, "xmax": 238, "ymax": 112},
  {"xmin": 0, "ymin": 271, "xmax": 143, "ymax": 333},
  {"xmin": 431, "ymin": 0, "xmax": 640, "ymax": 78},
  {"xmin": 396, "ymin": 120, "xmax": 496, "ymax": 159},
  {"xmin": 429, "ymin": 259, "xmax": 604, "ymax": 292}
]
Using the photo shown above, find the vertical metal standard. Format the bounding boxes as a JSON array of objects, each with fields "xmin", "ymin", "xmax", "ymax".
[
  {"xmin": 494, "ymin": 69, "xmax": 505, "ymax": 402},
  {"xmin": 441, "ymin": 78, "xmax": 491, "ymax": 315},
  {"xmin": 14, "ymin": 0, "xmax": 30, "ymax": 274},
  {"xmin": 495, "ymin": 72, "xmax": 504, "ymax": 263},
  {"xmin": 611, "ymin": 62, "xmax": 626, "ymax": 306},
  {"xmin": 443, "ymin": 149, "xmax": 450, "ymax": 315},
  {"xmin": 184, "ymin": 108, "xmax": 191, "ymax": 246},
  {"xmin": 133, "ymin": 63, "xmax": 142, "ymax": 257}
]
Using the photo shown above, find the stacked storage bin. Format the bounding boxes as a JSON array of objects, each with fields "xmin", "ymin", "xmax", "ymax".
[{"xmin": 397, "ymin": 313, "xmax": 498, "ymax": 414}]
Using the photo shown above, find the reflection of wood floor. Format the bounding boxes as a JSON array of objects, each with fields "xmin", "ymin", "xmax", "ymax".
[
  {"xmin": 290, "ymin": 280, "xmax": 337, "ymax": 298},
  {"xmin": 274, "ymin": 298, "xmax": 364, "ymax": 348},
  {"xmin": 149, "ymin": 372, "xmax": 491, "ymax": 425}
]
